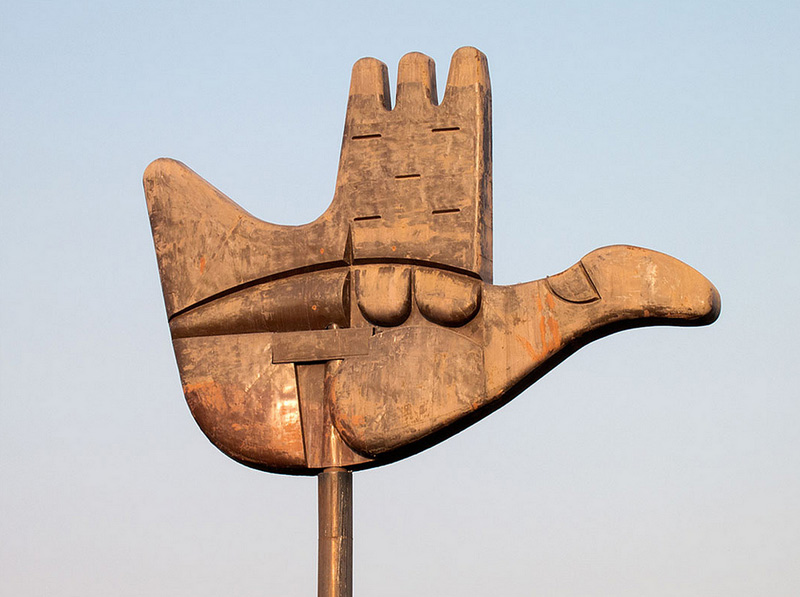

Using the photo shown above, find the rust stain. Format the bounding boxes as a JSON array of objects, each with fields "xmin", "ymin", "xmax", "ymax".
[
  {"xmin": 198, "ymin": 255, "xmax": 207, "ymax": 274},
  {"xmin": 545, "ymin": 316, "xmax": 561, "ymax": 352},
  {"xmin": 319, "ymin": 247, "xmax": 325, "ymax": 254},
  {"xmin": 184, "ymin": 378, "xmax": 219, "ymax": 397},
  {"xmin": 530, "ymin": 290, "xmax": 561, "ymax": 354},
  {"xmin": 183, "ymin": 378, "xmax": 246, "ymax": 415},
  {"xmin": 348, "ymin": 413, "xmax": 367, "ymax": 428},
  {"xmin": 184, "ymin": 379, "xmax": 226, "ymax": 411},
  {"xmin": 543, "ymin": 293, "xmax": 561, "ymax": 352},
  {"xmin": 535, "ymin": 293, "xmax": 547, "ymax": 354},
  {"xmin": 515, "ymin": 333, "xmax": 540, "ymax": 362}
]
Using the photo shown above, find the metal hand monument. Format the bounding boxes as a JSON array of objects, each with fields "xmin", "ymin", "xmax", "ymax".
[{"xmin": 145, "ymin": 48, "xmax": 720, "ymax": 595}]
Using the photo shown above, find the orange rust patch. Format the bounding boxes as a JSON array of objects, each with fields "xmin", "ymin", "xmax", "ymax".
[
  {"xmin": 545, "ymin": 316, "xmax": 561, "ymax": 352},
  {"xmin": 348, "ymin": 413, "xmax": 367, "ymax": 428},
  {"xmin": 535, "ymin": 293, "xmax": 547, "ymax": 353},
  {"xmin": 515, "ymin": 333, "xmax": 540, "ymax": 362},
  {"xmin": 532, "ymin": 290, "xmax": 562, "ymax": 354},
  {"xmin": 183, "ymin": 379, "xmax": 239, "ymax": 414},
  {"xmin": 198, "ymin": 255, "xmax": 207, "ymax": 274},
  {"xmin": 184, "ymin": 378, "xmax": 219, "ymax": 397},
  {"xmin": 319, "ymin": 248, "xmax": 325, "ymax": 254}
]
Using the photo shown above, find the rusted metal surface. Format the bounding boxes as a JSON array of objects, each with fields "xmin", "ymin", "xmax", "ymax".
[{"xmin": 144, "ymin": 47, "xmax": 720, "ymax": 475}]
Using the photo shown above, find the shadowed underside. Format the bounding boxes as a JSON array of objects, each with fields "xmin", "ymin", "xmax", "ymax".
[{"xmin": 145, "ymin": 48, "xmax": 720, "ymax": 475}]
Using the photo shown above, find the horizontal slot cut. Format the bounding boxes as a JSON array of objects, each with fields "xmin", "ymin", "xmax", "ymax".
[
  {"xmin": 432, "ymin": 208, "xmax": 461, "ymax": 215},
  {"xmin": 394, "ymin": 174, "xmax": 421, "ymax": 180},
  {"xmin": 353, "ymin": 215, "xmax": 382, "ymax": 222},
  {"xmin": 351, "ymin": 133, "xmax": 382, "ymax": 140},
  {"xmin": 431, "ymin": 127, "xmax": 460, "ymax": 133}
]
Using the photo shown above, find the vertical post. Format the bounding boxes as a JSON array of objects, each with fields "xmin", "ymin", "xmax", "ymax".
[{"xmin": 318, "ymin": 468, "xmax": 352, "ymax": 597}]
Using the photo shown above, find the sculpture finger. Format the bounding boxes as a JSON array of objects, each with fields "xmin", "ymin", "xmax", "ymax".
[
  {"xmin": 442, "ymin": 46, "xmax": 491, "ymax": 108},
  {"xmin": 346, "ymin": 57, "xmax": 391, "ymax": 124},
  {"xmin": 395, "ymin": 52, "xmax": 438, "ymax": 109}
]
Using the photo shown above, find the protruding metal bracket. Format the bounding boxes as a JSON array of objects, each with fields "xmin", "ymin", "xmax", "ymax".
[{"xmin": 272, "ymin": 328, "xmax": 371, "ymax": 364}]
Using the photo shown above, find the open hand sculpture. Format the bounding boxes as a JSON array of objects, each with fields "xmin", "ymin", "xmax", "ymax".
[{"xmin": 145, "ymin": 48, "xmax": 719, "ymax": 475}]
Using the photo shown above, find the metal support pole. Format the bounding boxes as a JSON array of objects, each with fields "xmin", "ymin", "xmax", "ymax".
[{"xmin": 318, "ymin": 468, "xmax": 352, "ymax": 597}]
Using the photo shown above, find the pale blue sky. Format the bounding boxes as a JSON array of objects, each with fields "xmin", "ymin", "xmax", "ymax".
[{"xmin": 1, "ymin": 2, "xmax": 798, "ymax": 595}]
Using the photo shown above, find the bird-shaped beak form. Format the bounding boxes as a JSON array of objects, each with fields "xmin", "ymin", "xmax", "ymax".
[{"xmin": 144, "ymin": 48, "xmax": 719, "ymax": 474}]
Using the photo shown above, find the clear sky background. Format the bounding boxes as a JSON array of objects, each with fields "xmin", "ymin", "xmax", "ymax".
[{"xmin": 1, "ymin": 2, "xmax": 798, "ymax": 595}]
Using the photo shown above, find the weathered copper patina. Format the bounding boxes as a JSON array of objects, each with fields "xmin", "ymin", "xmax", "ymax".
[{"xmin": 145, "ymin": 47, "xmax": 720, "ymax": 474}]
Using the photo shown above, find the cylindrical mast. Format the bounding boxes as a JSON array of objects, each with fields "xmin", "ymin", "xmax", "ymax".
[{"xmin": 318, "ymin": 468, "xmax": 352, "ymax": 597}]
